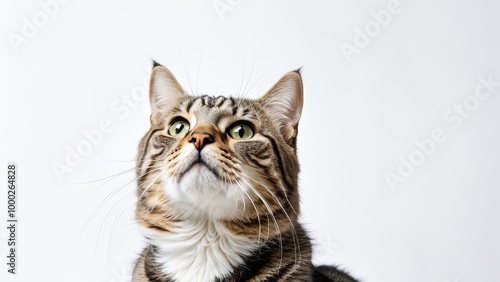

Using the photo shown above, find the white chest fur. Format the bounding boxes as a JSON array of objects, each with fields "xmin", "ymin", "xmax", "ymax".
[{"xmin": 145, "ymin": 219, "xmax": 256, "ymax": 282}]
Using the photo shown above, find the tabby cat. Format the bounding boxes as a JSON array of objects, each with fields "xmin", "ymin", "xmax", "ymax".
[{"xmin": 133, "ymin": 62, "xmax": 359, "ymax": 282}]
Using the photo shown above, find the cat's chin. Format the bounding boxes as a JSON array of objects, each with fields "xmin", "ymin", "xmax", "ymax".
[{"xmin": 164, "ymin": 167, "xmax": 245, "ymax": 219}]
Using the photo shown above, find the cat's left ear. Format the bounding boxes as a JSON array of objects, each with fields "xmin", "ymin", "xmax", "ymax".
[
  {"xmin": 259, "ymin": 70, "xmax": 303, "ymax": 147},
  {"xmin": 149, "ymin": 62, "xmax": 187, "ymax": 125}
]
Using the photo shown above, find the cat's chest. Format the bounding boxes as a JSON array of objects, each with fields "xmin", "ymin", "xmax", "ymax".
[{"xmin": 147, "ymin": 219, "xmax": 256, "ymax": 282}]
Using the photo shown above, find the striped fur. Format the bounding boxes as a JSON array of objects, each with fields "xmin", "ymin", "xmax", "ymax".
[{"xmin": 133, "ymin": 63, "xmax": 359, "ymax": 282}]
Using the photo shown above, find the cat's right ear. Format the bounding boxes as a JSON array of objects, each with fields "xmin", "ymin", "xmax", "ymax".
[{"xmin": 149, "ymin": 63, "xmax": 186, "ymax": 125}]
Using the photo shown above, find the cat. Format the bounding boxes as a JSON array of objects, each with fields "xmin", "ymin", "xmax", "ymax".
[{"xmin": 132, "ymin": 61, "xmax": 359, "ymax": 282}]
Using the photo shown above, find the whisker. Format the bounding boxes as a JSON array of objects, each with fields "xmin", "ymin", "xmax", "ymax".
[
  {"xmin": 64, "ymin": 167, "xmax": 136, "ymax": 185},
  {"xmin": 107, "ymin": 192, "xmax": 137, "ymax": 263},
  {"xmin": 196, "ymin": 52, "xmax": 202, "ymax": 96},
  {"xmin": 230, "ymin": 176, "xmax": 246, "ymax": 219},
  {"xmin": 239, "ymin": 177, "xmax": 284, "ymax": 270},
  {"xmin": 240, "ymin": 50, "xmax": 256, "ymax": 98},
  {"xmin": 236, "ymin": 57, "xmax": 246, "ymax": 99},
  {"xmin": 178, "ymin": 47, "xmax": 195, "ymax": 96},
  {"xmin": 100, "ymin": 167, "xmax": 168, "ymax": 260},
  {"xmin": 233, "ymin": 177, "xmax": 263, "ymax": 246},
  {"xmin": 242, "ymin": 52, "xmax": 288, "ymax": 99},
  {"xmin": 78, "ymin": 166, "xmax": 164, "ymax": 247},
  {"xmin": 240, "ymin": 172, "xmax": 302, "ymax": 266},
  {"xmin": 91, "ymin": 146, "xmax": 135, "ymax": 163},
  {"xmin": 245, "ymin": 165, "xmax": 298, "ymax": 216},
  {"xmin": 77, "ymin": 174, "xmax": 134, "ymax": 240},
  {"xmin": 141, "ymin": 171, "xmax": 170, "ymax": 221},
  {"xmin": 96, "ymin": 188, "xmax": 136, "ymax": 260}
]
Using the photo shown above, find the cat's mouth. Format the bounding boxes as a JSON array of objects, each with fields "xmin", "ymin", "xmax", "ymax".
[{"xmin": 180, "ymin": 158, "xmax": 220, "ymax": 180}]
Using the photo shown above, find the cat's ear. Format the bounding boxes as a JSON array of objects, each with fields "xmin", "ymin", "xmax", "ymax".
[
  {"xmin": 259, "ymin": 70, "xmax": 303, "ymax": 146},
  {"xmin": 149, "ymin": 62, "xmax": 187, "ymax": 125}
]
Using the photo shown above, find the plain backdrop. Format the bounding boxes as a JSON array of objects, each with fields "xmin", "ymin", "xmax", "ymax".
[{"xmin": 1, "ymin": 0, "xmax": 499, "ymax": 281}]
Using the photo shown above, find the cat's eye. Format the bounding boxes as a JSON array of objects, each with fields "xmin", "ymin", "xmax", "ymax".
[
  {"xmin": 228, "ymin": 123, "xmax": 254, "ymax": 140},
  {"xmin": 168, "ymin": 119, "xmax": 190, "ymax": 137}
]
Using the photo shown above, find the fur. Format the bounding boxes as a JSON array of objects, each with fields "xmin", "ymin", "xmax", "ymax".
[{"xmin": 132, "ymin": 62, "xmax": 359, "ymax": 282}]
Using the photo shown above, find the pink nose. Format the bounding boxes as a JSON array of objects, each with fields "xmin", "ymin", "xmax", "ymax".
[{"xmin": 189, "ymin": 132, "xmax": 214, "ymax": 151}]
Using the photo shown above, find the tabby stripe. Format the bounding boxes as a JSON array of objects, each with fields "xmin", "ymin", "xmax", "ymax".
[
  {"xmin": 262, "ymin": 175, "xmax": 288, "ymax": 202},
  {"xmin": 185, "ymin": 99, "xmax": 195, "ymax": 113},
  {"xmin": 253, "ymin": 265, "xmax": 292, "ymax": 282},
  {"xmin": 261, "ymin": 134, "xmax": 294, "ymax": 193},
  {"xmin": 273, "ymin": 260, "xmax": 301, "ymax": 282},
  {"xmin": 141, "ymin": 160, "xmax": 158, "ymax": 187},
  {"xmin": 137, "ymin": 162, "xmax": 151, "ymax": 183},
  {"xmin": 241, "ymin": 209, "xmax": 286, "ymax": 229},
  {"xmin": 170, "ymin": 106, "xmax": 181, "ymax": 114},
  {"xmin": 145, "ymin": 246, "xmax": 171, "ymax": 282},
  {"xmin": 151, "ymin": 147, "xmax": 166, "ymax": 159},
  {"xmin": 216, "ymin": 96, "xmax": 226, "ymax": 107},
  {"xmin": 138, "ymin": 159, "xmax": 157, "ymax": 184},
  {"xmin": 248, "ymin": 155, "xmax": 268, "ymax": 170},
  {"xmin": 139, "ymin": 128, "xmax": 164, "ymax": 171},
  {"xmin": 148, "ymin": 224, "xmax": 170, "ymax": 232},
  {"xmin": 246, "ymin": 155, "xmax": 289, "ymax": 200}
]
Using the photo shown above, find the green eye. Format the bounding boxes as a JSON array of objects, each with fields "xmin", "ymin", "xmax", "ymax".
[
  {"xmin": 228, "ymin": 123, "xmax": 254, "ymax": 140},
  {"xmin": 168, "ymin": 120, "xmax": 190, "ymax": 137}
]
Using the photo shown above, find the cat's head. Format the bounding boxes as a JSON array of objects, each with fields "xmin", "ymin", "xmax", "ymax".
[{"xmin": 136, "ymin": 62, "xmax": 303, "ymax": 238}]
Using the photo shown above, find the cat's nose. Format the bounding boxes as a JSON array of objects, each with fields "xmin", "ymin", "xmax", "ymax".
[{"xmin": 189, "ymin": 132, "xmax": 215, "ymax": 151}]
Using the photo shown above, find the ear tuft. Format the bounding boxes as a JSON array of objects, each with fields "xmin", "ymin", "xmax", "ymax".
[
  {"xmin": 292, "ymin": 67, "xmax": 303, "ymax": 75},
  {"xmin": 152, "ymin": 60, "xmax": 163, "ymax": 68},
  {"xmin": 149, "ymin": 65, "xmax": 186, "ymax": 125},
  {"xmin": 259, "ymin": 71, "xmax": 304, "ymax": 147}
]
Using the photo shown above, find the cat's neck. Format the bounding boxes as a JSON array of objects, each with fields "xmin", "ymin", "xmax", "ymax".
[{"xmin": 145, "ymin": 217, "xmax": 257, "ymax": 282}]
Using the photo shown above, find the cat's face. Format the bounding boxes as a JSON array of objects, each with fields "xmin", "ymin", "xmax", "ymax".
[{"xmin": 136, "ymin": 64, "xmax": 303, "ymax": 238}]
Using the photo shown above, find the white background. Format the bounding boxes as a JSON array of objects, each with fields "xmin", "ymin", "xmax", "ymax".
[{"xmin": 1, "ymin": 0, "xmax": 499, "ymax": 281}]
